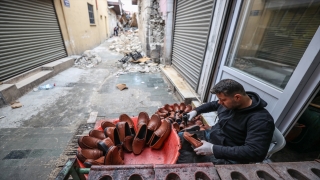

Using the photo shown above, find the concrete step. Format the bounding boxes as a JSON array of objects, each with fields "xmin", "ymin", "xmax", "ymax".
[
  {"xmin": 160, "ymin": 66, "xmax": 198, "ymax": 104},
  {"xmin": 16, "ymin": 70, "xmax": 53, "ymax": 93},
  {"xmin": 0, "ymin": 57, "xmax": 74, "ymax": 107}
]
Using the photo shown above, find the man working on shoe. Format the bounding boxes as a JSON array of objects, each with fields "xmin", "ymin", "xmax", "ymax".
[{"xmin": 177, "ymin": 79, "xmax": 275, "ymax": 164}]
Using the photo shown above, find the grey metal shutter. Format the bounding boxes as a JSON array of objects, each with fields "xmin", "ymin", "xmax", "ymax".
[
  {"xmin": 0, "ymin": 0, "xmax": 67, "ymax": 82},
  {"xmin": 172, "ymin": 0, "xmax": 214, "ymax": 90}
]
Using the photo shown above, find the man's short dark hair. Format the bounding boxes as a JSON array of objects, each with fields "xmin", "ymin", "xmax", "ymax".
[{"xmin": 210, "ymin": 79, "xmax": 246, "ymax": 97}]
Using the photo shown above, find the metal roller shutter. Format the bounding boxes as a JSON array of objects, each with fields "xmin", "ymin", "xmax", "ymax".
[
  {"xmin": 171, "ymin": 0, "xmax": 214, "ymax": 90},
  {"xmin": 0, "ymin": 0, "xmax": 67, "ymax": 82}
]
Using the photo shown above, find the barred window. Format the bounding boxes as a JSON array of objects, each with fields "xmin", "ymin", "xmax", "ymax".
[{"xmin": 88, "ymin": 3, "xmax": 95, "ymax": 24}]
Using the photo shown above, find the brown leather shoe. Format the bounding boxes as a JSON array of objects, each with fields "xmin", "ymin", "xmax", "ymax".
[
  {"xmin": 149, "ymin": 119, "xmax": 172, "ymax": 149},
  {"xmin": 84, "ymin": 156, "xmax": 104, "ymax": 167},
  {"xmin": 168, "ymin": 111, "xmax": 175, "ymax": 120},
  {"xmin": 116, "ymin": 122, "xmax": 134, "ymax": 152},
  {"xmin": 146, "ymin": 114, "xmax": 161, "ymax": 145},
  {"xmin": 89, "ymin": 129, "xmax": 106, "ymax": 140},
  {"xmin": 97, "ymin": 137, "xmax": 114, "ymax": 153},
  {"xmin": 172, "ymin": 122, "xmax": 180, "ymax": 132},
  {"xmin": 101, "ymin": 120, "xmax": 116, "ymax": 130},
  {"xmin": 105, "ymin": 146, "xmax": 124, "ymax": 165},
  {"xmin": 163, "ymin": 104, "xmax": 174, "ymax": 111},
  {"xmin": 78, "ymin": 136, "xmax": 101, "ymax": 149},
  {"xmin": 183, "ymin": 131, "xmax": 203, "ymax": 148},
  {"xmin": 132, "ymin": 124, "xmax": 147, "ymax": 155},
  {"xmin": 179, "ymin": 102, "xmax": 186, "ymax": 113},
  {"xmin": 119, "ymin": 114, "xmax": 136, "ymax": 135},
  {"xmin": 179, "ymin": 122, "xmax": 185, "ymax": 131},
  {"xmin": 76, "ymin": 149, "xmax": 104, "ymax": 163},
  {"xmin": 104, "ymin": 127, "xmax": 121, "ymax": 146},
  {"xmin": 156, "ymin": 111, "xmax": 167, "ymax": 117},
  {"xmin": 184, "ymin": 105, "xmax": 192, "ymax": 113},
  {"xmin": 158, "ymin": 108, "xmax": 169, "ymax": 115},
  {"xmin": 173, "ymin": 103, "xmax": 180, "ymax": 113},
  {"xmin": 85, "ymin": 146, "xmax": 124, "ymax": 167},
  {"xmin": 137, "ymin": 112, "xmax": 149, "ymax": 127}
]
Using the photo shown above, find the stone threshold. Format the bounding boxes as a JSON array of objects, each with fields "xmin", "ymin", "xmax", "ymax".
[
  {"xmin": 160, "ymin": 66, "xmax": 198, "ymax": 105},
  {"xmin": 0, "ymin": 57, "xmax": 75, "ymax": 107},
  {"xmin": 160, "ymin": 66, "xmax": 217, "ymax": 126}
]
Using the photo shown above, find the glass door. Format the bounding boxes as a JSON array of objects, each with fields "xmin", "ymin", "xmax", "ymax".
[{"xmin": 212, "ymin": 0, "xmax": 320, "ymax": 130}]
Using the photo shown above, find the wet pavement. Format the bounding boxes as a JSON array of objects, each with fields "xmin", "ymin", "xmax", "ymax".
[{"xmin": 0, "ymin": 37, "xmax": 178, "ymax": 180}]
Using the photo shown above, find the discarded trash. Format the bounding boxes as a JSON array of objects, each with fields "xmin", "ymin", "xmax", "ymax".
[
  {"xmin": 132, "ymin": 57, "xmax": 151, "ymax": 63},
  {"xmin": 11, "ymin": 101, "xmax": 22, "ymax": 109},
  {"xmin": 130, "ymin": 51, "xmax": 143, "ymax": 61},
  {"xmin": 118, "ymin": 54, "xmax": 131, "ymax": 64},
  {"xmin": 116, "ymin": 84, "xmax": 128, "ymax": 91},
  {"xmin": 155, "ymin": 86, "xmax": 158, "ymax": 89},
  {"xmin": 141, "ymin": 82, "xmax": 145, "ymax": 83},
  {"xmin": 38, "ymin": 83, "xmax": 55, "ymax": 90},
  {"xmin": 0, "ymin": 116, "xmax": 5, "ymax": 119}
]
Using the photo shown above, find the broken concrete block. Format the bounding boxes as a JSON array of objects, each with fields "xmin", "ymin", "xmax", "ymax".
[{"xmin": 83, "ymin": 50, "xmax": 92, "ymax": 57}]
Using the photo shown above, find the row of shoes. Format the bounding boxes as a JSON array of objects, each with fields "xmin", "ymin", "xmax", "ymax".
[
  {"xmin": 77, "ymin": 112, "xmax": 172, "ymax": 167},
  {"xmin": 155, "ymin": 103, "xmax": 206, "ymax": 132}
]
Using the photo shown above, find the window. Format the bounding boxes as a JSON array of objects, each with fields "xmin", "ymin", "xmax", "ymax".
[
  {"xmin": 88, "ymin": 3, "xmax": 95, "ymax": 24},
  {"xmin": 226, "ymin": 0, "xmax": 320, "ymax": 89}
]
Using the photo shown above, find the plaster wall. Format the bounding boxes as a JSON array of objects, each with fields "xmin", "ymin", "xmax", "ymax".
[
  {"xmin": 159, "ymin": 0, "xmax": 167, "ymax": 19},
  {"xmin": 161, "ymin": 0, "xmax": 174, "ymax": 65},
  {"xmin": 108, "ymin": 9, "xmax": 118, "ymax": 37},
  {"xmin": 54, "ymin": 0, "xmax": 115, "ymax": 55}
]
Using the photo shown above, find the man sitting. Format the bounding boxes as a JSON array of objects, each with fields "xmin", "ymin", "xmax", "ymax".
[{"xmin": 177, "ymin": 79, "xmax": 275, "ymax": 164}]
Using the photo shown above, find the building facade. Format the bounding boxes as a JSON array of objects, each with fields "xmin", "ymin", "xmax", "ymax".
[
  {"xmin": 162, "ymin": 0, "xmax": 320, "ymax": 148},
  {"xmin": 0, "ymin": 0, "xmax": 120, "ymax": 82}
]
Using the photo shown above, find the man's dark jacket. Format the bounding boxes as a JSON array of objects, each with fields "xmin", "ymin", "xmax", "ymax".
[{"xmin": 195, "ymin": 91, "xmax": 275, "ymax": 163}]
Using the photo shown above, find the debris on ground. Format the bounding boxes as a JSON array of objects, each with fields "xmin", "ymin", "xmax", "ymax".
[
  {"xmin": 74, "ymin": 50, "xmax": 102, "ymax": 68},
  {"xmin": 116, "ymin": 61, "xmax": 160, "ymax": 74},
  {"xmin": 109, "ymin": 28, "xmax": 143, "ymax": 54},
  {"xmin": 116, "ymin": 84, "xmax": 128, "ymax": 91},
  {"xmin": 34, "ymin": 83, "xmax": 56, "ymax": 91},
  {"xmin": 110, "ymin": 27, "xmax": 161, "ymax": 75},
  {"xmin": 11, "ymin": 101, "xmax": 22, "ymax": 109}
]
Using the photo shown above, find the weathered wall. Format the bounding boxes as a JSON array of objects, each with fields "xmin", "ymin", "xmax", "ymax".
[
  {"xmin": 137, "ymin": 0, "xmax": 165, "ymax": 62},
  {"xmin": 108, "ymin": 9, "xmax": 118, "ymax": 37},
  {"xmin": 137, "ymin": 0, "xmax": 150, "ymax": 55},
  {"xmin": 162, "ymin": 0, "xmax": 174, "ymax": 65},
  {"xmin": 54, "ymin": 0, "xmax": 115, "ymax": 55}
]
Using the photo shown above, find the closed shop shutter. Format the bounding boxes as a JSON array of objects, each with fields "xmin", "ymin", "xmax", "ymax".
[
  {"xmin": 0, "ymin": 0, "xmax": 67, "ymax": 82},
  {"xmin": 172, "ymin": 0, "xmax": 214, "ymax": 90}
]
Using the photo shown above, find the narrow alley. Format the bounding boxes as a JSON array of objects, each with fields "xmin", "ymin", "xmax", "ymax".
[
  {"xmin": 0, "ymin": 0, "xmax": 320, "ymax": 180},
  {"xmin": 0, "ymin": 35, "xmax": 179, "ymax": 179}
]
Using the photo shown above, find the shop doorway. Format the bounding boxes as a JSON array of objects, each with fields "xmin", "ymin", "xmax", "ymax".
[{"xmin": 272, "ymin": 87, "xmax": 320, "ymax": 162}]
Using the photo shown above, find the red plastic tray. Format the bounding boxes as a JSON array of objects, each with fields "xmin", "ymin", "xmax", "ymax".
[{"xmin": 77, "ymin": 117, "xmax": 180, "ymax": 172}]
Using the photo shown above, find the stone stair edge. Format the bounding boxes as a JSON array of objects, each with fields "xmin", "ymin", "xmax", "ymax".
[
  {"xmin": 160, "ymin": 66, "xmax": 198, "ymax": 104},
  {"xmin": 0, "ymin": 57, "xmax": 75, "ymax": 106}
]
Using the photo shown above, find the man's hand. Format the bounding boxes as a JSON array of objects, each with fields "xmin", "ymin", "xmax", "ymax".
[
  {"xmin": 187, "ymin": 110, "xmax": 197, "ymax": 121},
  {"xmin": 194, "ymin": 140, "xmax": 214, "ymax": 155}
]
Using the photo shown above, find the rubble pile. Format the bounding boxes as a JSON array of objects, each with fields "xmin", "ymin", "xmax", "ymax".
[
  {"xmin": 148, "ymin": 0, "xmax": 165, "ymax": 62},
  {"xmin": 109, "ymin": 31, "xmax": 142, "ymax": 54},
  {"xmin": 117, "ymin": 62, "xmax": 162, "ymax": 74},
  {"xmin": 74, "ymin": 50, "xmax": 102, "ymax": 68}
]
